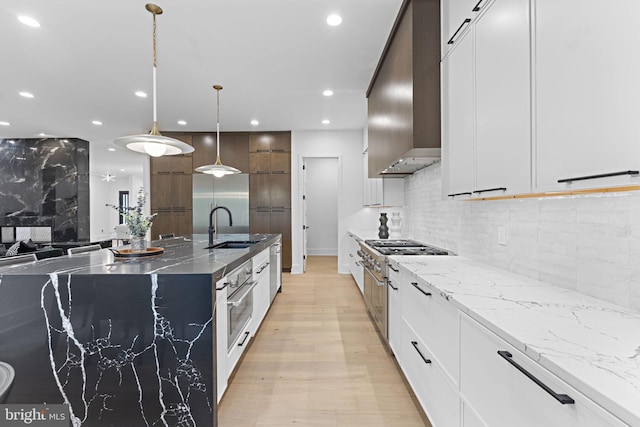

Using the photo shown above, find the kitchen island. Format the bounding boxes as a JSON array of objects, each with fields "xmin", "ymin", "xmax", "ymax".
[{"xmin": 0, "ymin": 233, "xmax": 280, "ymax": 427}]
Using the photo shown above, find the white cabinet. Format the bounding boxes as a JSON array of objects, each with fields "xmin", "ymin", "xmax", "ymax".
[
  {"xmin": 443, "ymin": 0, "xmax": 531, "ymax": 199},
  {"xmin": 386, "ymin": 259, "xmax": 402, "ymax": 358},
  {"xmin": 362, "ymin": 146, "xmax": 404, "ymax": 207},
  {"xmin": 402, "ymin": 274, "xmax": 460, "ymax": 386},
  {"xmin": 534, "ymin": 0, "xmax": 640, "ymax": 192},
  {"xmin": 215, "ymin": 276, "xmax": 228, "ymax": 403},
  {"xmin": 252, "ymin": 248, "xmax": 270, "ymax": 330},
  {"xmin": 441, "ymin": 0, "xmax": 492, "ymax": 58},
  {"xmin": 460, "ymin": 313, "xmax": 628, "ymax": 427},
  {"xmin": 346, "ymin": 232, "xmax": 364, "ymax": 293},
  {"xmin": 400, "ymin": 317, "xmax": 460, "ymax": 427}
]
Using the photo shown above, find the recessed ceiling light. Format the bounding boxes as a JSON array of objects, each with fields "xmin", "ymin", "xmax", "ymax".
[
  {"xmin": 177, "ymin": 120, "xmax": 187, "ymax": 126},
  {"xmin": 108, "ymin": 148, "xmax": 116, "ymax": 152},
  {"xmin": 18, "ymin": 16, "xmax": 40, "ymax": 28},
  {"xmin": 120, "ymin": 169, "xmax": 125, "ymax": 172},
  {"xmin": 322, "ymin": 119, "xmax": 331, "ymax": 125},
  {"xmin": 323, "ymin": 90, "xmax": 334, "ymax": 97},
  {"xmin": 327, "ymin": 14, "xmax": 342, "ymax": 26},
  {"xmin": 39, "ymin": 133, "xmax": 46, "ymax": 136},
  {"xmin": 135, "ymin": 91, "xmax": 148, "ymax": 98},
  {"xmin": 92, "ymin": 120, "xmax": 103, "ymax": 126},
  {"xmin": 251, "ymin": 120, "xmax": 259, "ymax": 126},
  {"xmin": 0, "ymin": 121, "xmax": 10, "ymax": 126},
  {"xmin": 19, "ymin": 91, "xmax": 34, "ymax": 98}
]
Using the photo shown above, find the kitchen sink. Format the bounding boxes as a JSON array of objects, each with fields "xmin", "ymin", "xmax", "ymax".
[{"xmin": 206, "ymin": 240, "xmax": 259, "ymax": 249}]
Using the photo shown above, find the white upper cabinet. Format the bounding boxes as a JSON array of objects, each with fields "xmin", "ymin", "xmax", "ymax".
[
  {"xmin": 443, "ymin": 30, "xmax": 475, "ymax": 197},
  {"xmin": 443, "ymin": 0, "xmax": 531, "ymax": 198},
  {"xmin": 534, "ymin": 0, "xmax": 640, "ymax": 192},
  {"xmin": 441, "ymin": 0, "xmax": 488, "ymax": 58},
  {"xmin": 474, "ymin": 0, "xmax": 531, "ymax": 196}
]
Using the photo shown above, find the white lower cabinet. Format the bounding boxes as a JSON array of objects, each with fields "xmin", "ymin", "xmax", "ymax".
[
  {"xmin": 252, "ymin": 248, "xmax": 271, "ymax": 331},
  {"xmin": 403, "ymin": 274, "xmax": 459, "ymax": 385},
  {"xmin": 462, "ymin": 401, "xmax": 487, "ymax": 427},
  {"xmin": 386, "ymin": 259, "xmax": 402, "ymax": 359},
  {"xmin": 400, "ymin": 317, "xmax": 460, "ymax": 427},
  {"xmin": 460, "ymin": 313, "xmax": 628, "ymax": 427},
  {"xmin": 347, "ymin": 232, "xmax": 363, "ymax": 293}
]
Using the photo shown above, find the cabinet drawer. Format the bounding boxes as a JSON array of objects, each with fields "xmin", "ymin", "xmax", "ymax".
[
  {"xmin": 460, "ymin": 313, "xmax": 628, "ymax": 427},
  {"xmin": 403, "ymin": 275, "xmax": 460, "ymax": 385},
  {"xmin": 400, "ymin": 318, "xmax": 460, "ymax": 427}
]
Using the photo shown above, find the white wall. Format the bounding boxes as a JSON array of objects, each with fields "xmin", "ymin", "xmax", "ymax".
[
  {"xmin": 291, "ymin": 130, "xmax": 364, "ymax": 274},
  {"xmin": 305, "ymin": 158, "xmax": 339, "ymax": 255},
  {"xmin": 404, "ymin": 161, "xmax": 640, "ymax": 311}
]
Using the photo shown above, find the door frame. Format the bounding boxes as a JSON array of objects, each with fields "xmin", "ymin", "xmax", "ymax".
[{"xmin": 296, "ymin": 154, "xmax": 342, "ymax": 274}]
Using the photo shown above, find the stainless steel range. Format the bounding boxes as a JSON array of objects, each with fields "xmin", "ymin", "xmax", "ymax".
[{"xmin": 358, "ymin": 239, "xmax": 452, "ymax": 341}]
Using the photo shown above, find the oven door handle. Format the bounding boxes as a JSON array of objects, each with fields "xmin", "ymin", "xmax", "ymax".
[{"xmin": 227, "ymin": 280, "xmax": 258, "ymax": 307}]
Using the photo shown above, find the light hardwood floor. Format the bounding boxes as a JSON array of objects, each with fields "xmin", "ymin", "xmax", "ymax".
[{"xmin": 218, "ymin": 256, "xmax": 431, "ymax": 427}]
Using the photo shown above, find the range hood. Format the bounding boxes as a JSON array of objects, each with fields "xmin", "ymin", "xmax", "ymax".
[
  {"xmin": 366, "ymin": 0, "xmax": 441, "ymax": 177},
  {"xmin": 379, "ymin": 148, "xmax": 441, "ymax": 176}
]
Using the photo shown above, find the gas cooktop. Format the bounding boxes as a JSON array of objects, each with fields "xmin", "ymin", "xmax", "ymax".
[{"xmin": 364, "ymin": 239, "xmax": 451, "ymax": 256}]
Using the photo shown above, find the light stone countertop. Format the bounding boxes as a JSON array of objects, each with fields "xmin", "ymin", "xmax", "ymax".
[{"xmin": 390, "ymin": 255, "xmax": 640, "ymax": 427}]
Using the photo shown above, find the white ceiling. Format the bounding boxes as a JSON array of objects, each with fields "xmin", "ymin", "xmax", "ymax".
[{"xmin": 0, "ymin": 0, "xmax": 403, "ymax": 176}]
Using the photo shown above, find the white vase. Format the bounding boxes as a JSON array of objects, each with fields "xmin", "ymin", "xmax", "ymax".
[{"xmin": 389, "ymin": 212, "xmax": 402, "ymax": 239}]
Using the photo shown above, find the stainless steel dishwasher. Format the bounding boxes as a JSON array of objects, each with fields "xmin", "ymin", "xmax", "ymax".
[{"xmin": 269, "ymin": 240, "xmax": 282, "ymax": 302}]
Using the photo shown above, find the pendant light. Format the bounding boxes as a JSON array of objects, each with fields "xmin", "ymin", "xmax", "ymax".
[
  {"xmin": 113, "ymin": 3, "xmax": 193, "ymax": 157},
  {"xmin": 194, "ymin": 85, "xmax": 241, "ymax": 177}
]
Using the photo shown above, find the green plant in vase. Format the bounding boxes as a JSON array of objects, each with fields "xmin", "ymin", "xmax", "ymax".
[{"xmin": 107, "ymin": 188, "xmax": 157, "ymax": 252}]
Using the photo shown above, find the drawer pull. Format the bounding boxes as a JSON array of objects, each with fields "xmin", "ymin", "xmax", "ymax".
[
  {"xmin": 497, "ymin": 351, "xmax": 575, "ymax": 405},
  {"xmin": 448, "ymin": 192, "xmax": 473, "ymax": 197},
  {"xmin": 411, "ymin": 282, "xmax": 432, "ymax": 297},
  {"xmin": 557, "ymin": 170, "xmax": 639, "ymax": 183},
  {"xmin": 238, "ymin": 331, "xmax": 251, "ymax": 347},
  {"xmin": 472, "ymin": 0, "xmax": 487, "ymax": 11},
  {"xmin": 388, "ymin": 280, "xmax": 398, "ymax": 291},
  {"xmin": 216, "ymin": 282, "xmax": 228, "ymax": 291},
  {"xmin": 411, "ymin": 341, "xmax": 432, "ymax": 365},
  {"xmin": 389, "ymin": 265, "xmax": 399, "ymax": 273},
  {"xmin": 447, "ymin": 18, "xmax": 472, "ymax": 45}
]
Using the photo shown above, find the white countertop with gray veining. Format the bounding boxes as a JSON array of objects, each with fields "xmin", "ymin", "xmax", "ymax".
[{"xmin": 390, "ymin": 255, "xmax": 639, "ymax": 426}]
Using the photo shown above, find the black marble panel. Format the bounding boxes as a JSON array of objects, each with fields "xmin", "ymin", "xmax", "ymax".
[
  {"xmin": 0, "ymin": 273, "xmax": 215, "ymax": 427},
  {"xmin": 0, "ymin": 138, "xmax": 90, "ymax": 242}
]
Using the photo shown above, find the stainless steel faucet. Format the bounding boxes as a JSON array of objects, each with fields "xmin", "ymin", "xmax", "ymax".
[{"xmin": 209, "ymin": 206, "xmax": 233, "ymax": 245}]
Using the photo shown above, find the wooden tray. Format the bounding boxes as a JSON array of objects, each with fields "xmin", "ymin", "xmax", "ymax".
[{"xmin": 109, "ymin": 247, "xmax": 164, "ymax": 258}]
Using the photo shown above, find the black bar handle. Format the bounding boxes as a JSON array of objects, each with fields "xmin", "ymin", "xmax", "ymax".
[
  {"xmin": 472, "ymin": 0, "xmax": 487, "ymax": 11},
  {"xmin": 389, "ymin": 265, "xmax": 399, "ymax": 273},
  {"xmin": 411, "ymin": 341, "xmax": 432, "ymax": 364},
  {"xmin": 271, "ymin": 149, "xmax": 286, "ymax": 152},
  {"xmin": 216, "ymin": 283, "xmax": 228, "ymax": 291},
  {"xmin": 272, "ymin": 171, "xmax": 287, "ymax": 174},
  {"xmin": 238, "ymin": 331, "xmax": 251, "ymax": 347},
  {"xmin": 447, "ymin": 18, "xmax": 472, "ymax": 45},
  {"xmin": 497, "ymin": 351, "xmax": 575, "ymax": 404},
  {"xmin": 256, "ymin": 171, "xmax": 270, "ymax": 174},
  {"xmin": 448, "ymin": 192, "xmax": 473, "ymax": 197},
  {"xmin": 558, "ymin": 170, "xmax": 639, "ymax": 183},
  {"xmin": 411, "ymin": 282, "xmax": 432, "ymax": 297},
  {"xmin": 388, "ymin": 280, "xmax": 398, "ymax": 291},
  {"xmin": 473, "ymin": 187, "xmax": 507, "ymax": 194}
]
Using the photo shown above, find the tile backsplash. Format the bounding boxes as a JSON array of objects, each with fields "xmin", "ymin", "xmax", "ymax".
[{"xmin": 404, "ymin": 161, "xmax": 640, "ymax": 311}]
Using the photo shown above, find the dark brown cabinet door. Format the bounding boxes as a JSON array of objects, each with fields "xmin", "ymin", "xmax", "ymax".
[
  {"xmin": 150, "ymin": 209, "xmax": 172, "ymax": 240},
  {"xmin": 270, "ymin": 153, "xmax": 291, "ymax": 174},
  {"xmin": 172, "ymin": 174, "xmax": 193, "ymax": 209},
  {"xmin": 249, "ymin": 174, "xmax": 271, "ymax": 209},
  {"xmin": 270, "ymin": 208, "xmax": 291, "ymax": 270},
  {"xmin": 150, "ymin": 174, "xmax": 173, "ymax": 209},
  {"xmin": 150, "ymin": 157, "xmax": 174, "ymax": 174},
  {"xmin": 249, "ymin": 208, "xmax": 271, "ymax": 234},
  {"xmin": 172, "ymin": 156, "xmax": 194, "ymax": 174},
  {"xmin": 191, "ymin": 134, "xmax": 217, "ymax": 169},
  {"xmin": 249, "ymin": 153, "xmax": 271, "ymax": 174},
  {"xmin": 220, "ymin": 133, "xmax": 249, "ymax": 173},
  {"xmin": 269, "ymin": 174, "xmax": 291, "ymax": 208},
  {"xmin": 249, "ymin": 134, "xmax": 273, "ymax": 152},
  {"xmin": 172, "ymin": 209, "xmax": 193, "ymax": 237},
  {"xmin": 270, "ymin": 132, "xmax": 291, "ymax": 152}
]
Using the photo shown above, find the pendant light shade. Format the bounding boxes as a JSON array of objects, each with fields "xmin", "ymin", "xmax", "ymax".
[
  {"xmin": 194, "ymin": 85, "xmax": 241, "ymax": 177},
  {"xmin": 113, "ymin": 3, "xmax": 193, "ymax": 157}
]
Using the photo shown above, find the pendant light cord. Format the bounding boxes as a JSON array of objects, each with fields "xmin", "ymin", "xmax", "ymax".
[
  {"xmin": 215, "ymin": 86, "xmax": 222, "ymax": 162},
  {"xmin": 151, "ymin": 11, "xmax": 158, "ymax": 129}
]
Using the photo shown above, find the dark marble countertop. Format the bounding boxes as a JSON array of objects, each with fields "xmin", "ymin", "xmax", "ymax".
[{"xmin": 0, "ymin": 233, "xmax": 281, "ymax": 281}]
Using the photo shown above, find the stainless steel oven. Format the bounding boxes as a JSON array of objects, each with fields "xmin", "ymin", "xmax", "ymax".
[
  {"xmin": 226, "ymin": 260, "xmax": 256, "ymax": 350},
  {"xmin": 358, "ymin": 239, "xmax": 453, "ymax": 342}
]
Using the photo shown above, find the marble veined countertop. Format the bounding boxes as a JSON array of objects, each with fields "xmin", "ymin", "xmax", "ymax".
[{"xmin": 391, "ymin": 255, "xmax": 639, "ymax": 426}]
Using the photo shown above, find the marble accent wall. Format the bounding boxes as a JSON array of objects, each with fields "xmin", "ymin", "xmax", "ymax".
[
  {"xmin": 0, "ymin": 138, "xmax": 89, "ymax": 242},
  {"xmin": 403, "ymin": 161, "xmax": 640, "ymax": 311}
]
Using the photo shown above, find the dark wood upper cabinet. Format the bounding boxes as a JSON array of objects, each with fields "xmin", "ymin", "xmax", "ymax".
[
  {"xmin": 269, "ymin": 175, "xmax": 291, "ymax": 208},
  {"xmin": 249, "ymin": 132, "xmax": 291, "ymax": 152},
  {"xmin": 192, "ymin": 132, "xmax": 249, "ymax": 172},
  {"xmin": 366, "ymin": 0, "xmax": 440, "ymax": 177},
  {"xmin": 270, "ymin": 153, "xmax": 291, "ymax": 174},
  {"xmin": 249, "ymin": 153, "xmax": 271, "ymax": 174},
  {"xmin": 249, "ymin": 174, "xmax": 271, "ymax": 209}
]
